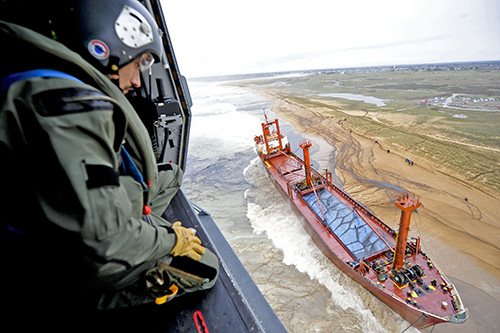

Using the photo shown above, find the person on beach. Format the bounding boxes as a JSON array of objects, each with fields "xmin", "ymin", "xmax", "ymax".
[{"xmin": 0, "ymin": 0, "xmax": 218, "ymax": 322}]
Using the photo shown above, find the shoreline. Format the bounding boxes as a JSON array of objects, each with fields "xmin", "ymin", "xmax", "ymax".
[{"xmin": 241, "ymin": 84, "xmax": 500, "ymax": 331}]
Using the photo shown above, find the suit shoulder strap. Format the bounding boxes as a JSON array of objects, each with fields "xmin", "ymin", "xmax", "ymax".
[{"xmin": 0, "ymin": 69, "xmax": 82, "ymax": 93}]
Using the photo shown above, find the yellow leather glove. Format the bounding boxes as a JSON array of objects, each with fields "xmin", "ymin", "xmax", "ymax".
[{"xmin": 169, "ymin": 222, "xmax": 206, "ymax": 261}]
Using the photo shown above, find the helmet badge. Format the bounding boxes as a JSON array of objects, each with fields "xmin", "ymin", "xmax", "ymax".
[
  {"xmin": 115, "ymin": 5, "xmax": 154, "ymax": 48},
  {"xmin": 88, "ymin": 39, "xmax": 110, "ymax": 60}
]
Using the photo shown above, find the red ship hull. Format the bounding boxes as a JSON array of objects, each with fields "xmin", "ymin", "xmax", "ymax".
[{"xmin": 255, "ymin": 117, "xmax": 467, "ymax": 329}]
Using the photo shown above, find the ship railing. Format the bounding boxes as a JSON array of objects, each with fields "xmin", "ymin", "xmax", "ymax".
[
  {"xmin": 448, "ymin": 285, "xmax": 466, "ymax": 311},
  {"xmin": 431, "ymin": 259, "xmax": 468, "ymax": 317}
]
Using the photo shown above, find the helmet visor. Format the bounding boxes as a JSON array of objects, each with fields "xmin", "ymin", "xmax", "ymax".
[{"xmin": 139, "ymin": 52, "xmax": 155, "ymax": 72}]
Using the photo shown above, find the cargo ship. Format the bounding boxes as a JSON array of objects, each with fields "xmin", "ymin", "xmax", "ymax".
[{"xmin": 254, "ymin": 114, "xmax": 468, "ymax": 329}]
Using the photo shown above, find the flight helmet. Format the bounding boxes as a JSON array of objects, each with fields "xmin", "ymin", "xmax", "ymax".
[
  {"xmin": 72, "ymin": 0, "xmax": 163, "ymax": 75},
  {"xmin": 0, "ymin": 0, "xmax": 163, "ymax": 75}
]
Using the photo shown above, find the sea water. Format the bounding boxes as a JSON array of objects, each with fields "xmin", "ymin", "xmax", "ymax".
[{"xmin": 182, "ymin": 78, "xmax": 419, "ymax": 333}]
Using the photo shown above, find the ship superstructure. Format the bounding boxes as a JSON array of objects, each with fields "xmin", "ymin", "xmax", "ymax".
[{"xmin": 254, "ymin": 114, "xmax": 468, "ymax": 329}]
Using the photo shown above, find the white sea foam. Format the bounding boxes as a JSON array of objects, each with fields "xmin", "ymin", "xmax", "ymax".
[{"xmin": 188, "ymin": 81, "xmax": 262, "ymax": 160}]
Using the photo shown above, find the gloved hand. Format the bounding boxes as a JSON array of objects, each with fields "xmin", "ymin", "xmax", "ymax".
[{"xmin": 169, "ymin": 222, "xmax": 206, "ymax": 261}]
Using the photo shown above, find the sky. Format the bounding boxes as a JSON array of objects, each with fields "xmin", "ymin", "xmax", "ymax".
[{"xmin": 161, "ymin": 0, "xmax": 500, "ymax": 78}]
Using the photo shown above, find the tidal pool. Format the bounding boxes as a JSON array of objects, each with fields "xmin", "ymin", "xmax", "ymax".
[{"xmin": 317, "ymin": 93, "xmax": 390, "ymax": 107}]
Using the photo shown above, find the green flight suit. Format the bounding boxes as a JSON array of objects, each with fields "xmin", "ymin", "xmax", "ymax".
[{"xmin": 0, "ymin": 20, "xmax": 218, "ymax": 312}]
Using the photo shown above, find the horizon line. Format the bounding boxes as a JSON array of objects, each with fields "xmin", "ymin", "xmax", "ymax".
[{"xmin": 187, "ymin": 59, "xmax": 500, "ymax": 80}]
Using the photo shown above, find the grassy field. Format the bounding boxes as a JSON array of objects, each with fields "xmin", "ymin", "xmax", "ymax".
[{"xmin": 239, "ymin": 67, "xmax": 500, "ymax": 194}]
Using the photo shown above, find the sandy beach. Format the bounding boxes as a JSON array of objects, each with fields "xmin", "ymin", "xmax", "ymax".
[{"xmin": 245, "ymin": 86, "xmax": 500, "ymax": 332}]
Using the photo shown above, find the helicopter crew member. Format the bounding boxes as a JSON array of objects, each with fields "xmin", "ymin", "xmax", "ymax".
[{"xmin": 0, "ymin": 0, "xmax": 219, "ymax": 318}]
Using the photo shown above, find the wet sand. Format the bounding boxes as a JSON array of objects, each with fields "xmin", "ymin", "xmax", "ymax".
[{"xmin": 246, "ymin": 86, "xmax": 500, "ymax": 332}]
